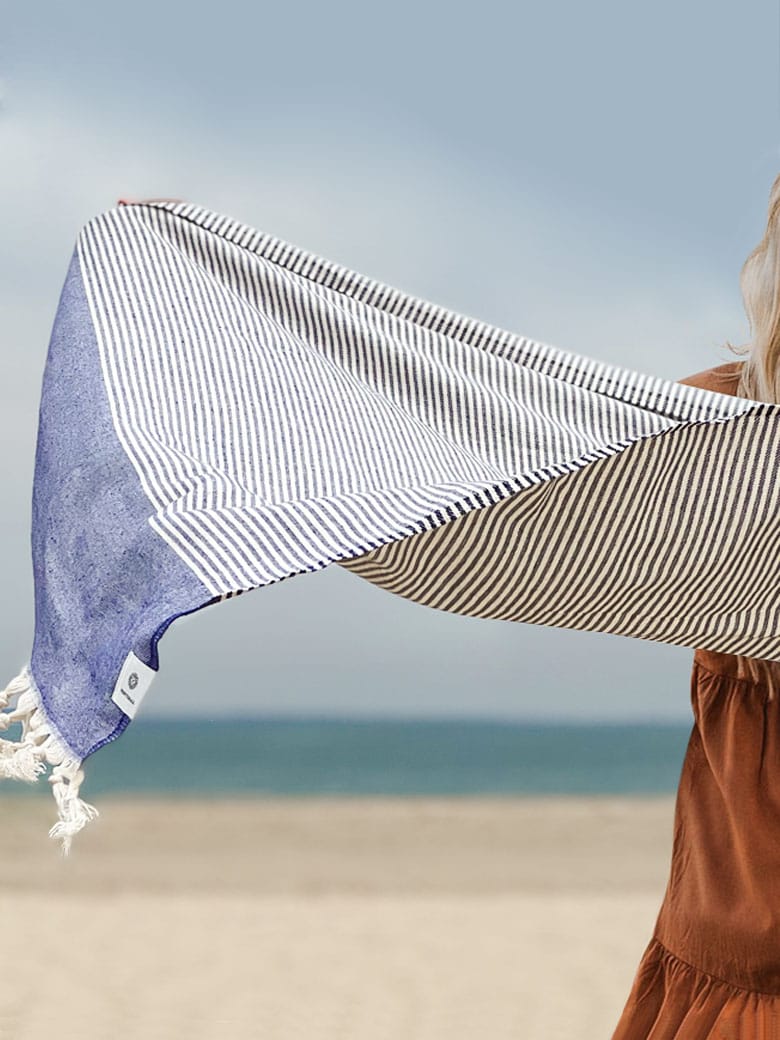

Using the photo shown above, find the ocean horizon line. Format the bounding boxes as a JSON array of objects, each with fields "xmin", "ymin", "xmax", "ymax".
[{"xmin": 128, "ymin": 712, "xmax": 693, "ymax": 728}]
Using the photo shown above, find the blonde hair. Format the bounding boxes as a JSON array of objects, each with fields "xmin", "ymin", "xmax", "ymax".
[
  {"xmin": 719, "ymin": 172, "xmax": 780, "ymax": 694},
  {"xmin": 724, "ymin": 171, "xmax": 780, "ymax": 404}
]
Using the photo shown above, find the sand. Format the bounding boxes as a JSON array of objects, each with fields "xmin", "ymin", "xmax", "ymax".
[{"xmin": 0, "ymin": 795, "xmax": 676, "ymax": 1039}]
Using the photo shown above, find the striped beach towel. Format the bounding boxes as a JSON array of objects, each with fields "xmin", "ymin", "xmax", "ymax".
[{"xmin": 2, "ymin": 199, "xmax": 780, "ymax": 852}]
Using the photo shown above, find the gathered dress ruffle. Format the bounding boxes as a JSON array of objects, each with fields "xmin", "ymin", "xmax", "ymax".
[{"xmin": 611, "ymin": 647, "xmax": 780, "ymax": 1039}]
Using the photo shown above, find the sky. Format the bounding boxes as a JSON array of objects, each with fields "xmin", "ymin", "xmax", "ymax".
[{"xmin": 1, "ymin": 0, "xmax": 779, "ymax": 723}]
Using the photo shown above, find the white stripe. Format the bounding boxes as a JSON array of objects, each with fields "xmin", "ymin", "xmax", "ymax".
[{"xmin": 76, "ymin": 200, "xmax": 780, "ymax": 657}]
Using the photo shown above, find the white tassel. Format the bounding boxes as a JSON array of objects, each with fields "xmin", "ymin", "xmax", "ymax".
[
  {"xmin": 49, "ymin": 761, "xmax": 99, "ymax": 857},
  {"xmin": 0, "ymin": 672, "xmax": 33, "ymax": 715},
  {"xmin": 0, "ymin": 666, "xmax": 99, "ymax": 854},
  {"xmin": 0, "ymin": 739, "xmax": 47, "ymax": 781}
]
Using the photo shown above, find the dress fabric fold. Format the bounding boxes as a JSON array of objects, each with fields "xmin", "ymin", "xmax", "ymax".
[
  {"xmin": 611, "ymin": 644, "xmax": 780, "ymax": 1039},
  {"xmin": 2, "ymin": 198, "xmax": 780, "ymax": 850}
]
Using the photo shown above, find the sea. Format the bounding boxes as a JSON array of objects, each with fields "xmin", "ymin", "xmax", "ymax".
[{"xmin": 1, "ymin": 716, "xmax": 693, "ymax": 798}]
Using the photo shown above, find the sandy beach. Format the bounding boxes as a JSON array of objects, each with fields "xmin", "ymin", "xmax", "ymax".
[{"xmin": 0, "ymin": 795, "xmax": 676, "ymax": 1040}]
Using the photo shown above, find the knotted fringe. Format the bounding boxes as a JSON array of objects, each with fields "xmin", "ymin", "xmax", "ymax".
[{"xmin": 0, "ymin": 667, "xmax": 98, "ymax": 854}]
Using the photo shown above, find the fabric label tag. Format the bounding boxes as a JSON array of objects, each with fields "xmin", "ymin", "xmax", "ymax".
[{"xmin": 111, "ymin": 651, "xmax": 155, "ymax": 719}]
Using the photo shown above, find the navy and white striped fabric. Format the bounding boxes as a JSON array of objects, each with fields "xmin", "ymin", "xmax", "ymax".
[{"xmin": 4, "ymin": 198, "xmax": 780, "ymax": 843}]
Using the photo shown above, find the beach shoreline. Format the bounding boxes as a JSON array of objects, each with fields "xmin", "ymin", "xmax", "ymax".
[{"xmin": 1, "ymin": 792, "xmax": 676, "ymax": 892}]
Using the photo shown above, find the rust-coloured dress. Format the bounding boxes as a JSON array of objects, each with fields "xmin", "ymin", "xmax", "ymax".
[{"xmin": 611, "ymin": 364, "xmax": 780, "ymax": 1038}]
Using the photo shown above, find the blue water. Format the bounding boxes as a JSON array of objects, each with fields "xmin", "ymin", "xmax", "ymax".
[{"xmin": 1, "ymin": 717, "xmax": 693, "ymax": 798}]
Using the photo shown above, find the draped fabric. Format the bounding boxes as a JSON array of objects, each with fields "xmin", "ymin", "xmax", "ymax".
[{"xmin": 2, "ymin": 199, "xmax": 780, "ymax": 850}]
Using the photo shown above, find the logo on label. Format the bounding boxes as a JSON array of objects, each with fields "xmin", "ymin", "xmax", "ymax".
[{"xmin": 111, "ymin": 652, "xmax": 155, "ymax": 720}]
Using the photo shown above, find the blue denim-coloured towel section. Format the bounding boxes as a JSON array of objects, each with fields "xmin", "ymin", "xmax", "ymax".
[{"xmin": 2, "ymin": 199, "xmax": 780, "ymax": 853}]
